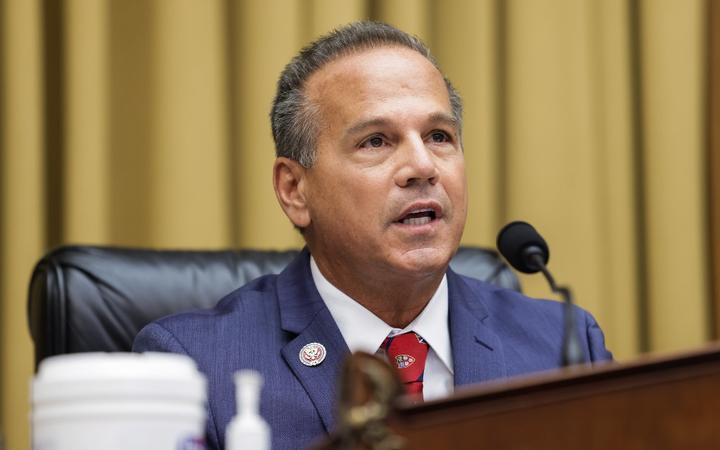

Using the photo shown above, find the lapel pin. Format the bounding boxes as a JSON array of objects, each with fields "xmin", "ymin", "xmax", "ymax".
[{"xmin": 299, "ymin": 342, "xmax": 326, "ymax": 367}]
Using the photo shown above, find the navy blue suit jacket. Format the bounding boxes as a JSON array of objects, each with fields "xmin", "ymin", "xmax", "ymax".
[{"xmin": 133, "ymin": 249, "xmax": 612, "ymax": 450}]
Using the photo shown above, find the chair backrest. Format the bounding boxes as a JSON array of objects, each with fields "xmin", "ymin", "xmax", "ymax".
[{"xmin": 28, "ymin": 246, "xmax": 520, "ymax": 367}]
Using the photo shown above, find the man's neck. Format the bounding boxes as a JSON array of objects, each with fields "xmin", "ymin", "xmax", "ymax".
[{"xmin": 311, "ymin": 254, "xmax": 446, "ymax": 328}]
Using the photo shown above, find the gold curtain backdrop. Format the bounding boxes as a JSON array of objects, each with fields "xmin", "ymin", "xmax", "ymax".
[{"xmin": 0, "ymin": 0, "xmax": 710, "ymax": 449}]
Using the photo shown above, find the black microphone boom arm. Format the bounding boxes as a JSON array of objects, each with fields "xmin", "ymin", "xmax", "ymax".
[{"xmin": 527, "ymin": 252, "xmax": 585, "ymax": 367}]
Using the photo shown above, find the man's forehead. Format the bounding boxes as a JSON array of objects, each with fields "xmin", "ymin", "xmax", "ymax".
[{"xmin": 304, "ymin": 46, "xmax": 452, "ymax": 130}]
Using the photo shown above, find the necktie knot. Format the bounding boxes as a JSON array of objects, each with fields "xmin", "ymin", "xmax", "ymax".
[{"xmin": 381, "ymin": 332, "xmax": 429, "ymax": 398}]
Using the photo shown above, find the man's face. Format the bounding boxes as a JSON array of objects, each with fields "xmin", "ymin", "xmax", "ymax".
[{"xmin": 298, "ymin": 46, "xmax": 467, "ymax": 280}]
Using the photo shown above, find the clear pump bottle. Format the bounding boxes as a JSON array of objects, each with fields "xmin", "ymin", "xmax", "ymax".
[{"xmin": 225, "ymin": 370, "xmax": 270, "ymax": 450}]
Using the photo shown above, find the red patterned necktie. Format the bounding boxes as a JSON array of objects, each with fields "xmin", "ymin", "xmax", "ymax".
[{"xmin": 381, "ymin": 332, "xmax": 429, "ymax": 398}]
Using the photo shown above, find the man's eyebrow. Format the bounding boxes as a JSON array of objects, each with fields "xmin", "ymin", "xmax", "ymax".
[
  {"xmin": 344, "ymin": 112, "xmax": 459, "ymax": 138},
  {"xmin": 428, "ymin": 112, "xmax": 459, "ymax": 129},
  {"xmin": 344, "ymin": 118, "xmax": 392, "ymax": 138}
]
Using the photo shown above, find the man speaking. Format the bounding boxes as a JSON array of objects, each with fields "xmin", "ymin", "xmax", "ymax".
[{"xmin": 134, "ymin": 21, "xmax": 612, "ymax": 450}]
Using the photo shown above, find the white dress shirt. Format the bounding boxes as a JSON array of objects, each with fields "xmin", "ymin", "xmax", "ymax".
[{"xmin": 310, "ymin": 257, "xmax": 454, "ymax": 400}]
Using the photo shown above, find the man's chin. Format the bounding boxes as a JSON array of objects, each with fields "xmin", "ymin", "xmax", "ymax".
[{"xmin": 387, "ymin": 247, "xmax": 453, "ymax": 277}]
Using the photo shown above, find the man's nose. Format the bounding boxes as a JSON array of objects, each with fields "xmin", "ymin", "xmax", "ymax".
[{"xmin": 393, "ymin": 137, "xmax": 439, "ymax": 187}]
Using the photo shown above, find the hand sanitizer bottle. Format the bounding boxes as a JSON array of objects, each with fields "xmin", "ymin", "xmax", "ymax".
[{"xmin": 225, "ymin": 370, "xmax": 270, "ymax": 450}]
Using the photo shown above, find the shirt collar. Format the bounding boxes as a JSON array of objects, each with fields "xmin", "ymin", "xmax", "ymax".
[{"xmin": 310, "ymin": 256, "xmax": 453, "ymax": 374}]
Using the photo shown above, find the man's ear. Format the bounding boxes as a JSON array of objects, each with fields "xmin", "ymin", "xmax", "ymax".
[{"xmin": 273, "ymin": 157, "xmax": 311, "ymax": 228}]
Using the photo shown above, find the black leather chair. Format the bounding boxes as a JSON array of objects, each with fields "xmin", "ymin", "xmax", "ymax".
[{"xmin": 27, "ymin": 246, "xmax": 520, "ymax": 368}]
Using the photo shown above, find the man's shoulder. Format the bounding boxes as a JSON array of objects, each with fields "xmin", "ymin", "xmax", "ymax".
[
  {"xmin": 451, "ymin": 272, "xmax": 613, "ymax": 364},
  {"xmin": 174, "ymin": 273, "xmax": 276, "ymax": 317},
  {"xmin": 451, "ymin": 271, "xmax": 592, "ymax": 327},
  {"xmin": 134, "ymin": 273, "xmax": 282, "ymax": 347}
]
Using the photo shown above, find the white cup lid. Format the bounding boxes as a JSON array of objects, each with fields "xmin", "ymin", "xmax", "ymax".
[{"xmin": 33, "ymin": 352, "xmax": 206, "ymax": 404}]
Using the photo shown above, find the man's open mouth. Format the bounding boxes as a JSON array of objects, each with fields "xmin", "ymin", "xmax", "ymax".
[{"xmin": 397, "ymin": 208, "xmax": 437, "ymax": 226}]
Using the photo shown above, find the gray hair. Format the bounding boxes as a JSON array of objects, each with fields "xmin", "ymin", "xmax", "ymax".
[{"xmin": 270, "ymin": 21, "xmax": 463, "ymax": 168}]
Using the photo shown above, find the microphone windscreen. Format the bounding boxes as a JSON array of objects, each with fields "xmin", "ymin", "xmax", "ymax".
[{"xmin": 496, "ymin": 221, "xmax": 550, "ymax": 273}]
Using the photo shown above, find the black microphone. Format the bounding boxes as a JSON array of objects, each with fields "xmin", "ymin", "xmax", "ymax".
[
  {"xmin": 497, "ymin": 221, "xmax": 585, "ymax": 367},
  {"xmin": 496, "ymin": 221, "xmax": 549, "ymax": 273}
]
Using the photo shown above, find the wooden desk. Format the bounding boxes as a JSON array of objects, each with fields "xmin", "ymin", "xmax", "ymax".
[{"xmin": 389, "ymin": 345, "xmax": 720, "ymax": 449}]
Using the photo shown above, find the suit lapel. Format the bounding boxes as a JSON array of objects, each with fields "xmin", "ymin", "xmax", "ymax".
[
  {"xmin": 448, "ymin": 269, "xmax": 507, "ymax": 386},
  {"xmin": 275, "ymin": 252, "xmax": 507, "ymax": 427},
  {"xmin": 277, "ymin": 249, "xmax": 349, "ymax": 432}
]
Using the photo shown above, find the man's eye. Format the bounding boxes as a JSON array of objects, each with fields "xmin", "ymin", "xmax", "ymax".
[
  {"xmin": 361, "ymin": 136, "xmax": 385, "ymax": 148},
  {"xmin": 430, "ymin": 131, "xmax": 450, "ymax": 143}
]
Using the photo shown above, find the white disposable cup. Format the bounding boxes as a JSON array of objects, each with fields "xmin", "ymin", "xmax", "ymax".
[{"xmin": 31, "ymin": 352, "xmax": 207, "ymax": 450}]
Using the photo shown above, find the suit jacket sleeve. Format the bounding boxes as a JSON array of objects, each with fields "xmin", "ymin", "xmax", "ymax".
[
  {"xmin": 133, "ymin": 323, "xmax": 222, "ymax": 450},
  {"xmin": 582, "ymin": 309, "xmax": 614, "ymax": 362}
]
